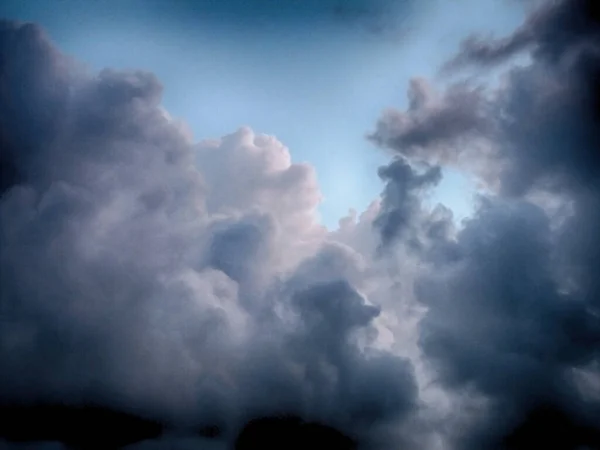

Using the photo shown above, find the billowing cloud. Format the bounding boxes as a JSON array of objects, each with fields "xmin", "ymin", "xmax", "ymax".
[
  {"xmin": 0, "ymin": 19, "xmax": 420, "ymax": 450},
  {"xmin": 417, "ymin": 197, "xmax": 600, "ymax": 448},
  {"xmin": 368, "ymin": 78, "xmax": 492, "ymax": 161},
  {"xmin": 2, "ymin": 0, "xmax": 600, "ymax": 448},
  {"xmin": 367, "ymin": 0, "xmax": 600, "ymax": 448},
  {"xmin": 371, "ymin": 0, "xmax": 600, "ymax": 196},
  {"xmin": 367, "ymin": 78, "xmax": 500, "ymax": 191}
]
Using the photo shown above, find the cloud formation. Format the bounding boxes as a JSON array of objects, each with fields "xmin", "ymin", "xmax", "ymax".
[
  {"xmin": 369, "ymin": 0, "xmax": 600, "ymax": 448},
  {"xmin": 1, "ymin": 0, "xmax": 600, "ymax": 448},
  {"xmin": 443, "ymin": 0, "xmax": 600, "ymax": 70},
  {"xmin": 369, "ymin": 78, "xmax": 492, "ymax": 161},
  {"xmin": 0, "ymin": 19, "xmax": 420, "ymax": 450}
]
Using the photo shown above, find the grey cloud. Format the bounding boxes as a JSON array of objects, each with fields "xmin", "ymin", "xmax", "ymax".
[
  {"xmin": 380, "ymin": 1, "xmax": 600, "ymax": 448},
  {"xmin": 442, "ymin": 28, "xmax": 534, "ymax": 72},
  {"xmin": 0, "ymin": 21, "xmax": 73, "ymax": 193},
  {"xmin": 416, "ymin": 198, "xmax": 600, "ymax": 449},
  {"xmin": 372, "ymin": 0, "xmax": 600, "ymax": 197},
  {"xmin": 495, "ymin": 44, "xmax": 600, "ymax": 196},
  {"xmin": 374, "ymin": 157, "xmax": 442, "ymax": 246},
  {"xmin": 0, "ymin": 20, "xmax": 419, "ymax": 450},
  {"xmin": 443, "ymin": 0, "xmax": 600, "ymax": 70},
  {"xmin": 206, "ymin": 214, "xmax": 273, "ymax": 285},
  {"xmin": 368, "ymin": 78, "xmax": 493, "ymax": 168},
  {"xmin": 230, "ymin": 243, "xmax": 419, "ymax": 445},
  {"xmin": 4, "ymin": 0, "xmax": 600, "ymax": 448}
]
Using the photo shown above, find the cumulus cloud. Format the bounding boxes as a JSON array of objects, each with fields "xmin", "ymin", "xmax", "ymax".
[
  {"xmin": 417, "ymin": 198, "xmax": 600, "ymax": 448},
  {"xmin": 2, "ymin": 0, "xmax": 600, "ymax": 448},
  {"xmin": 0, "ymin": 19, "xmax": 421, "ymax": 450},
  {"xmin": 367, "ymin": 0, "xmax": 600, "ymax": 448}
]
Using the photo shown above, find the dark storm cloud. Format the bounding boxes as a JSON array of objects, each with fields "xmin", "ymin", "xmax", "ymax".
[
  {"xmin": 0, "ymin": 20, "xmax": 419, "ymax": 450},
  {"xmin": 367, "ymin": 0, "xmax": 600, "ymax": 448},
  {"xmin": 443, "ymin": 0, "xmax": 600, "ymax": 70},
  {"xmin": 0, "ymin": 21, "xmax": 73, "ymax": 193},
  {"xmin": 495, "ymin": 49, "xmax": 600, "ymax": 196},
  {"xmin": 445, "ymin": 0, "xmax": 600, "ymax": 197},
  {"xmin": 417, "ymin": 198, "xmax": 600, "ymax": 448},
  {"xmin": 371, "ymin": 0, "xmax": 600, "ymax": 195},
  {"xmin": 4, "ymin": 0, "xmax": 600, "ymax": 448}
]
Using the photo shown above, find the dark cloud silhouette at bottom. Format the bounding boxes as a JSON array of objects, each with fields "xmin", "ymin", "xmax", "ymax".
[
  {"xmin": 234, "ymin": 416, "xmax": 357, "ymax": 450},
  {"xmin": 0, "ymin": 403, "xmax": 163, "ymax": 449}
]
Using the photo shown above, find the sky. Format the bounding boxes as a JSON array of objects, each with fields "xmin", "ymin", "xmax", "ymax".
[
  {"xmin": 1, "ymin": 0, "xmax": 600, "ymax": 449},
  {"xmin": 0, "ymin": 0, "xmax": 525, "ymax": 226}
]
